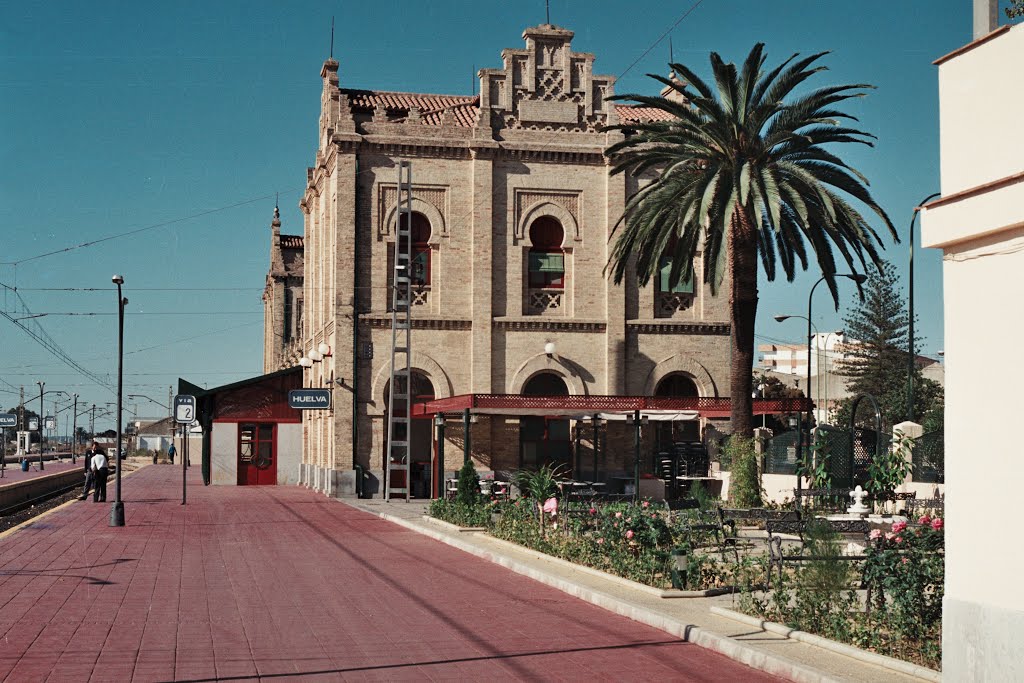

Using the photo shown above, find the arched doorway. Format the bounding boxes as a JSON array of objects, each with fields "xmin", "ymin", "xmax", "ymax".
[
  {"xmin": 520, "ymin": 372, "xmax": 572, "ymax": 472},
  {"xmin": 383, "ymin": 371, "xmax": 436, "ymax": 497},
  {"xmin": 655, "ymin": 373, "xmax": 701, "ymax": 445}
]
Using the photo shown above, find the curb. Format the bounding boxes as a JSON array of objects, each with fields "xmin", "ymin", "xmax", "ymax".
[
  {"xmin": 711, "ymin": 606, "xmax": 941, "ymax": 682},
  {"xmin": 348, "ymin": 502, "xmax": 838, "ymax": 683}
]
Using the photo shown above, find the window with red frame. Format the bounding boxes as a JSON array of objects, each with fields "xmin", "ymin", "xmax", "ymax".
[
  {"xmin": 409, "ymin": 212, "xmax": 432, "ymax": 286},
  {"xmin": 528, "ymin": 216, "xmax": 565, "ymax": 288}
]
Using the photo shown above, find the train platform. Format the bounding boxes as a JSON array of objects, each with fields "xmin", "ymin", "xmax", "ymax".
[
  {"xmin": 0, "ymin": 464, "xmax": 776, "ymax": 682},
  {"xmin": 0, "ymin": 461, "xmax": 82, "ymax": 487}
]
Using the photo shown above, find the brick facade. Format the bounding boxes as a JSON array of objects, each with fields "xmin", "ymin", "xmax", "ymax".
[{"xmin": 289, "ymin": 24, "xmax": 732, "ymax": 496}]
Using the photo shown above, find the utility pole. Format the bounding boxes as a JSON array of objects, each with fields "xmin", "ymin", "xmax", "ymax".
[
  {"xmin": 36, "ymin": 381, "xmax": 44, "ymax": 470},
  {"xmin": 90, "ymin": 404, "xmax": 96, "ymax": 438},
  {"xmin": 71, "ymin": 394, "xmax": 78, "ymax": 463},
  {"xmin": 18, "ymin": 387, "xmax": 24, "ymax": 431}
]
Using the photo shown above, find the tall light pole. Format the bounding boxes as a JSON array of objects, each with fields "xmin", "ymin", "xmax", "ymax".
[
  {"xmin": 36, "ymin": 381, "xmax": 44, "ymax": 470},
  {"xmin": 908, "ymin": 192, "xmax": 940, "ymax": 423},
  {"xmin": 111, "ymin": 275, "xmax": 127, "ymax": 527}
]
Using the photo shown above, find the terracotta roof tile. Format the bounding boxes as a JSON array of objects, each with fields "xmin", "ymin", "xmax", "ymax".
[
  {"xmin": 342, "ymin": 88, "xmax": 479, "ymax": 126},
  {"xmin": 615, "ymin": 105, "xmax": 676, "ymax": 125}
]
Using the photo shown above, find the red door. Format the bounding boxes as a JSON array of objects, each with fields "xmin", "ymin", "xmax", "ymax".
[{"xmin": 238, "ymin": 423, "xmax": 277, "ymax": 485}]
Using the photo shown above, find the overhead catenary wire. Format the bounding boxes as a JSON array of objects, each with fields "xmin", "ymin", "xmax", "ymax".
[{"xmin": 617, "ymin": 0, "xmax": 705, "ymax": 80}]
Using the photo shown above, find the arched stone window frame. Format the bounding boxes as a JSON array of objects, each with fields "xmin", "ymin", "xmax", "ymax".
[
  {"xmin": 643, "ymin": 354, "xmax": 719, "ymax": 398},
  {"xmin": 383, "ymin": 198, "xmax": 445, "ymax": 242},
  {"xmin": 369, "ymin": 352, "xmax": 453, "ymax": 417},
  {"xmin": 516, "ymin": 200, "xmax": 579, "ymax": 243},
  {"xmin": 520, "ymin": 204, "xmax": 575, "ymax": 317},
  {"xmin": 509, "ymin": 353, "xmax": 588, "ymax": 396}
]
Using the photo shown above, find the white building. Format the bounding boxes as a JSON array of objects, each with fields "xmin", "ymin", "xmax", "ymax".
[{"xmin": 920, "ymin": 2, "xmax": 1023, "ymax": 678}]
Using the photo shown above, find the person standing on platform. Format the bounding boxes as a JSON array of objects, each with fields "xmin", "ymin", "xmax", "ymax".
[
  {"xmin": 91, "ymin": 446, "xmax": 108, "ymax": 503},
  {"xmin": 167, "ymin": 442, "xmax": 176, "ymax": 464},
  {"xmin": 79, "ymin": 441, "xmax": 100, "ymax": 500}
]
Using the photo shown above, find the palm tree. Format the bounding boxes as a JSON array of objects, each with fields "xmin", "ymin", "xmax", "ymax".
[{"xmin": 605, "ymin": 44, "xmax": 896, "ymax": 438}]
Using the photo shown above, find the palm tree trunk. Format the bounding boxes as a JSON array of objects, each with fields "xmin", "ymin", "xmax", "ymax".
[{"xmin": 729, "ymin": 207, "xmax": 759, "ymax": 438}]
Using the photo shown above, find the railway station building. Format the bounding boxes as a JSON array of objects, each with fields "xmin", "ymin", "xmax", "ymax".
[{"xmin": 269, "ymin": 24, "xmax": 737, "ymax": 497}]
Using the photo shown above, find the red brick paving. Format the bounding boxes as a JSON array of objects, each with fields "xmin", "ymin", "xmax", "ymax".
[{"xmin": 0, "ymin": 466, "xmax": 779, "ymax": 682}]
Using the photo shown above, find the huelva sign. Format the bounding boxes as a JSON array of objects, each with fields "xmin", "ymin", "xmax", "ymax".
[{"xmin": 288, "ymin": 389, "xmax": 332, "ymax": 410}]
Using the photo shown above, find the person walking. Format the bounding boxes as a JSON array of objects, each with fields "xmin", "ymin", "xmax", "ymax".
[
  {"xmin": 79, "ymin": 441, "xmax": 99, "ymax": 500},
  {"xmin": 167, "ymin": 442, "xmax": 176, "ymax": 464},
  {"xmin": 91, "ymin": 446, "xmax": 109, "ymax": 503}
]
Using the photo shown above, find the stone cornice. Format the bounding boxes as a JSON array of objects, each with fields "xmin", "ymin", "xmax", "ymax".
[
  {"xmin": 492, "ymin": 317, "xmax": 607, "ymax": 332},
  {"xmin": 361, "ymin": 315, "xmax": 472, "ymax": 331},
  {"xmin": 329, "ymin": 133, "xmax": 608, "ymax": 165},
  {"xmin": 627, "ymin": 320, "xmax": 731, "ymax": 335}
]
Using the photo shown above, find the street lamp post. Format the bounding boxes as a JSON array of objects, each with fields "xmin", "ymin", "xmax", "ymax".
[
  {"xmin": 821, "ymin": 331, "xmax": 844, "ymax": 426},
  {"xmin": 908, "ymin": 192, "xmax": 941, "ymax": 423},
  {"xmin": 111, "ymin": 275, "xmax": 127, "ymax": 527},
  {"xmin": 36, "ymin": 381, "xmax": 44, "ymax": 470}
]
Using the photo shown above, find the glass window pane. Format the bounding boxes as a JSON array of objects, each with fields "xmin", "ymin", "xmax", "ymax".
[
  {"xmin": 259, "ymin": 424, "xmax": 273, "ymax": 441},
  {"xmin": 548, "ymin": 419, "xmax": 570, "ymax": 440}
]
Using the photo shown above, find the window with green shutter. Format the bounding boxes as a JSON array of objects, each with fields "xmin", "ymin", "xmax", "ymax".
[{"xmin": 658, "ymin": 256, "xmax": 693, "ymax": 294}]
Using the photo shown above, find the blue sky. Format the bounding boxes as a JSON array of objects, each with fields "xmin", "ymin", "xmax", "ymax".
[{"xmin": 0, "ymin": 1, "xmax": 1005, "ymax": 431}]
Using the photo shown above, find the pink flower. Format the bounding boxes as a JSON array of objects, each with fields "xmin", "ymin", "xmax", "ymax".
[
  {"xmin": 625, "ymin": 530, "xmax": 635, "ymax": 539},
  {"xmin": 894, "ymin": 536, "xmax": 903, "ymax": 544},
  {"xmin": 615, "ymin": 511, "xmax": 623, "ymax": 519},
  {"xmin": 641, "ymin": 501, "xmax": 650, "ymax": 509},
  {"xmin": 931, "ymin": 517, "xmax": 944, "ymax": 531},
  {"xmin": 918, "ymin": 515, "xmax": 931, "ymax": 525},
  {"xmin": 891, "ymin": 521, "xmax": 908, "ymax": 534},
  {"xmin": 651, "ymin": 514, "xmax": 658, "ymax": 519},
  {"xmin": 542, "ymin": 497, "xmax": 558, "ymax": 516},
  {"xmin": 885, "ymin": 532, "xmax": 896, "ymax": 541},
  {"xmin": 901, "ymin": 557, "xmax": 910, "ymax": 565},
  {"xmin": 869, "ymin": 529, "xmax": 882, "ymax": 540},
  {"xmin": 589, "ymin": 507, "xmax": 597, "ymax": 515},
  {"xmin": 596, "ymin": 538, "xmax": 604, "ymax": 545}
]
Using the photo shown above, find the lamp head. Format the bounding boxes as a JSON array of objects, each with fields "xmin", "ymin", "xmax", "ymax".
[
  {"xmin": 299, "ymin": 357, "xmax": 313, "ymax": 368},
  {"xmin": 773, "ymin": 314, "xmax": 790, "ymax": 323},
  {"xmin": 317, "ymin": 342, "xmax": 332, "ymax": 356},
  {"xmin": 544, "ymin": 341, "xmax": 556, "ymax": 358},
  {"xmin": 308, "ymin": 350, "xmax": 323, "ymax": 362},
  {"xmin": 845, "ymin": 273, "xmax": 867, "ymax": 284},
  {"xmin": 112, "ymin": 274, "xmax": 124, "ymax": 285}
]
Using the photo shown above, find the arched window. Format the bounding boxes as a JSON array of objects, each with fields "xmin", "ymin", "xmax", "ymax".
[
  {"xmin": 655, "ymin": 373, "xmax": 700, "ymax": 443},
  {"xmin": 520, "ymin": 372, "xmax": 571, "ymax": 471},
  {"xmin": 410, "ymin": 212, "xmax": 432, "ymax": 287},
  {"xmin": 528, "ymin": 217, "xmax": 565, "ymax": 289}
]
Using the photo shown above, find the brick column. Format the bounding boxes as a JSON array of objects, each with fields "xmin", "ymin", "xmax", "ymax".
[{"xmin": 605, "ymin": 160, "xmax": 627, "ymax": 394}]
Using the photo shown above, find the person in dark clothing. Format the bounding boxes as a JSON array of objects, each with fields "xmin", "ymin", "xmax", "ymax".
[
  {"xmin": 91, "ymin": 447, "xmax": 108, "ymax": 503},
  {"xmin": 79, "ymin": 441, "xmax": 100, "ymax": 500},
  {"xmin": 167, "ymin": 443, "xmax": 176, "ymax": 464}
]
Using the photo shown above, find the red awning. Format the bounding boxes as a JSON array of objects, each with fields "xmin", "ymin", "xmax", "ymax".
[{"xmin": 411, "ymin": 394, "xmax": 810, "ymax": 419}]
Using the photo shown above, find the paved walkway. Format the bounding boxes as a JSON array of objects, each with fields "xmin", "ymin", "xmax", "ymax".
[
  {"xmin": 0, "ymin": 466, "xmax": 776, "ymax": 682},
  {"xmin": 0, "ymin": 461, "xmax": 82, "ymax": 486}
]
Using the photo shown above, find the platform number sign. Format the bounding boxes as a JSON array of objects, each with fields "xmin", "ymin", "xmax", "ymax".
[{"xmin": 174, "ymin": 394, "xmax": 197, "ymax": 424}]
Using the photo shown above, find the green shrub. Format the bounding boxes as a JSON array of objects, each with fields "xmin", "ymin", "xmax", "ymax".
[
  {"xmin": 726, "ymin": 436, "xmax": 762, "ymax": 508},
  {"xmin": 455, "ymin": 459, "xmax": 481, "ymax": 507},
  {"xmin": 428, "ymin": 498, "xmax": 491, "ymax": 527}
]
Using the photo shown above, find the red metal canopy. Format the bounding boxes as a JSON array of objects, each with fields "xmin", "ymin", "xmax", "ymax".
[{"xmin": 412, "ymin": 394, "xmax": 810, "ymax": 419}]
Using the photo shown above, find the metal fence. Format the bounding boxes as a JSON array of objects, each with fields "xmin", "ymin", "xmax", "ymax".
[
  {"xmin": 764, "ymin": 430, "xmax": 801, "ymax": 475},
  {"xmin": 913, "ymin": 430, "xmax": 945, "ymax": 483}
]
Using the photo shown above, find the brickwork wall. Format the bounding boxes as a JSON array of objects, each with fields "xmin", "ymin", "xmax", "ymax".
[{"xmin": 296, "ymin": 25, "xmax": 733, "ymax": 495}]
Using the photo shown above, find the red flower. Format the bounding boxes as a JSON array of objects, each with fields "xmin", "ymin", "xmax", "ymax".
[{"xmin": 931, "ymin": 517, "xmax": 944, "ymax": 531}]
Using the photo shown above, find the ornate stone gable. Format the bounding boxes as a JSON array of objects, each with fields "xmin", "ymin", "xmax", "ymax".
[{"xmin": 478, "ymin": 24, "xmax": 617, "ymax": 133}]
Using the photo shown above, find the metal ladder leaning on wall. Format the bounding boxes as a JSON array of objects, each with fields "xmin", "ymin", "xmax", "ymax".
[{"xmin": 385, "ymin": 160, "xmax": 413, "ymax": 501}]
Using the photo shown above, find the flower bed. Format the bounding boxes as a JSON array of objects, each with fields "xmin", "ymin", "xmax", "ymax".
[{"xmin": 735, "ymin": 515, "xmax": 944, "ymax": 671}]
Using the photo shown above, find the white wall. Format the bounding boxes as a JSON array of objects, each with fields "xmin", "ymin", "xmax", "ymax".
[
  {"xmin": 276, "ymin": 423, "xmax": 302, "ymax": 486},
  {"xmin": 921, "ymin": 22, "xmax": 1024, "ymax": 682},
  {"xmin": 211, "ymin": 422, "xmax": 238, "ymax": 486}
]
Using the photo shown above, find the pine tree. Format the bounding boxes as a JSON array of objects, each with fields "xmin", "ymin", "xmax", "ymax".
[{"xmin": 833, "ymin": 260, "xmax": 942, "ymax": 429}]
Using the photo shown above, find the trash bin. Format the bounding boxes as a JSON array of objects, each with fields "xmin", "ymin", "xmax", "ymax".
[{"xmin": 20, "ymin": 459, "xmax": 29, "ymax": 472}]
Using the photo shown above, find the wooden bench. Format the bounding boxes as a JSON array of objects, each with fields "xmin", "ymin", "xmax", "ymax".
[{"xmin": 765, "ymin": 518, "xmax": 871, "ymax": 587}]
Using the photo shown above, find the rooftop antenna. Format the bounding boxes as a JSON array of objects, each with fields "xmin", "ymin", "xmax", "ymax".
[
  {"xmin": 669, "ymin": 36, "xmax": 674, "ymax": 65},
  {"xmin": 545, "ymin": 0, "xmax": 550, "ymax": 25},
  {"xmin": 329, "ymin": 16, "xmax": 335, "ymax": 58}
]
